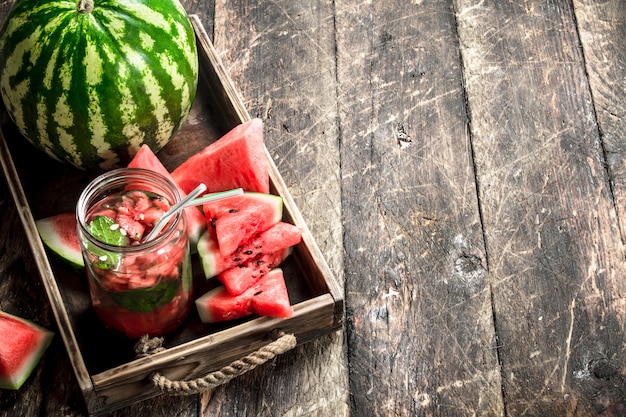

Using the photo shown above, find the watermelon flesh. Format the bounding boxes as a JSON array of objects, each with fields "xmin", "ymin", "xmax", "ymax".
[
  {"xmin": 171, "ymin": 118, "xmax": 269, "ymax": 195},
  {"xmin": 217, "ymin": 248, "xmax": 292, "ymax": 295},
  {"xmin": 203, "ymin": 192, "xmax": 283, "ymax": 256},
  {"xmin": 250, "ymin": 269, "xmax": 294, "ymax": 318},
  {"xmin": 35, "ymin": 213, "xmax": 84, "ymax": 268},
  {"xmin": 198, "ymin": 220, "xmax": 301, "ymax": 278},
  {"xmin": 197, "ymin": 221, "xmax": 302, "ymax": 294},
  {"xmin": 0, "ymin": 311, "xmax": 53, "ymax": 390},
  {"xmin": 194, "ymin": 286, "xmax": 253, "ymax": 323},
  {"xmin": 195, "ymin": 268, "xmax": 293, "ymax": 323},
  {"xmin": 128, "ymin": 144, "xmax": 207, "ymax": 247}
]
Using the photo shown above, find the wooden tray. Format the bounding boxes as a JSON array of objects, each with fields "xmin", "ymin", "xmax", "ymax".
[{"xmin": 0, "ymin": 15, "xmax": 343, "ymax": 416}]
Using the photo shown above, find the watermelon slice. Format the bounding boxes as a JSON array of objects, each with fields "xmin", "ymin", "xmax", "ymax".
[
  {"xmin": 203, "ymin": 192, "xmax": 283, "ymax": 256},
  {"xmin": 195, "ymin": 268, "xmax": 292, "ymax": 323},
  {"xmin": 171, "ymin": 118, "xmax": 269, "ymax": 195},
  {"xmin": 197, "ymin": 221, "xmax": 302, "ymax": 278},
  {"xmin": 249, "ymin": 269, "xmax": 293, "ymax": 318},
  {"xmin": 128, "ymin": 144, "xmax": 207, "ymax": 247},
  {"xmin": 217, "ymin": 248, "xmax": 292, "ymax": 295},
  {"xmin": 0, "ymin": 311, "xmax": 53, "ymax": 390},
  {"xmin": 35, "ymin": 213, "xmax": 84, "ymax": 268},
  {"xmin": 194, "ymin": 286, "xmax": 253, "ymax": 323}
]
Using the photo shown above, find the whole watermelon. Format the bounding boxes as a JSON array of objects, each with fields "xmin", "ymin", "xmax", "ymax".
[{"xmin": 0, "ymin": 0, "xmax": 198, "ymax": 170}]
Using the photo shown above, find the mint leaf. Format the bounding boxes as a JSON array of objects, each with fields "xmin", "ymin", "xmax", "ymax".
[
  {"xmin": 107, "ymin": 279, "xmax": 180, "ymax": 312},
  {"xmin": 88, "ymin": 215, "xmax": 129, "ymax": 246},
  {"xmin": 87, "ymin": 216, "xmax": 128, "ymax": 269}
]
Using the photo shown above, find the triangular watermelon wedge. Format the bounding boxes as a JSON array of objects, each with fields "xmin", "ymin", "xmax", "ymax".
[
  {"xmin": 195, "ymin": 268, "xmax": 292, "ymax": 323},
  {"xmin": 214, "ymin": 222, "xmax": 302, "ymax": 294},
  {"xmin": 128, "ymin": 144, "xmax": 207, "ymax": 247},
  {"xmin": 194, "ymin": 286, "xmax": 253, "ymax": 323},
  {"xmin": 0, "ymin": 311, "xmax": 53, "ymax": 390},
  {"xmin": 217, "ymin": 248, "xmax": 292, "ymax": 295},
  {"xmin": 197, "ymin": 221, "xmax": 302, "ymax": 278},
  {"xmin": 35, "ymin": 213, "xmax": 84, "ymax": 268},
  {"xmin": 171, "ymin": 118, "xmax": 269, "ymax": 195},
  {"xmin": 203, "ymin": 192, "xmax": 283, "ymax": 256},
  {"xmin": 250, "ymin": 269, "xmax": 293, "ymax": 318}
]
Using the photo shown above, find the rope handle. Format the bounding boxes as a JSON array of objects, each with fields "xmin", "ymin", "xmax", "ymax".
[{"xmin": 135, "ymin": 331, "xmax": 297, "ymax": 395}]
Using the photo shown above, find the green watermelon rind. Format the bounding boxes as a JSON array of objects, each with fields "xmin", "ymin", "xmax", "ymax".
[
  {"xmin": 194, "ymin": 286, "xmax": 253, "ymax": 323},
  {"xmin": 0, "ymin": 311, "xmax": 54, "ymax": 390},
  {"xmin": 35, "ymin": 214, "xmax": 84, "ymax": 269},
  {"xmin": 196, "ymin": 229, "xmax": 222, "ymax": 278},
  {"xmin": 194, "ymin": 268, "xmax": 292, "ymax": 323},
  {"xmin": 0, "ymin": 0, "xmax": 199, "ymax": 170}
]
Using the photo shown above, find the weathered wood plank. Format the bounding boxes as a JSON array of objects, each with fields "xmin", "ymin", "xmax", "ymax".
[
  {"xmin": 0, "ymin": 183, "xmax": 57, "ymax": 416},
  {"xmin": 456, "ymin": 0, "xmax": 626, "ymax": 414},
  {"xmin": 0, "ymin": 2, "xmax": 59, "ymax": 416},
  {"xmin": 575, "ymin": 0, "xmax": 626, "ymax": 242},
  {"xmin": 3, "ymin": 0, "xmax": 625, "ymax": 415},
  {"xmin": 201, "ymin": 1, "xmax": 347, "ymax": 416},
  {"xmin": 0, "ymin": 4, "xmax": 206, "ymax": 417},
  {"xmin": 573, "ymin": 2, "xmax": 626, "ymax": 413},
  {"xmin": 335, "ymin": 1, "xmax": 502, "ymax": 415}
]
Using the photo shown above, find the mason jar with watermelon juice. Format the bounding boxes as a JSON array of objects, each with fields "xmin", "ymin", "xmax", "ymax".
[{"xmin": 76, "ymin": 168, "xmax": 193, "ymax": 339}]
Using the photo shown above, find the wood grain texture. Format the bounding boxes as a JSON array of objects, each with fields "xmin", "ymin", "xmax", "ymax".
[
  {"xmin": 456, "ymin": 0, "xmax": 626, "ymax": 415},
  {"xmin": 575, "ymin": 0, "xmax": 626, "ymax": 240},
  {"xmin": 203, "ymin": 1, "xmax": 347, "ymax": 416},
  {"xmin": 2, "ymin": 0, "xmax": 626, "ymax": 416},
  {"xmin": 335, "ymin": 0, "xmax": 502, "ymax": 415},
  {"xmin": 0, "ymin": 179, "xmax": 58, "ymax": 416}
]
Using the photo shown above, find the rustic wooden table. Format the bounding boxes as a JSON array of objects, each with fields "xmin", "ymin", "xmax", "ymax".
[{"xmin": 1, "ymin": 0, "xmax": 626, "ymax": 416}]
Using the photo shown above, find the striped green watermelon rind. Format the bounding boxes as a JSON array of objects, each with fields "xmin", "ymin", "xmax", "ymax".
[
  {"xmin": 0, "ymin": 0, "xmax": 199, "ymax": 170},
  {"xmin": 194, "ymin": 286, "xmax": 253, "ymax": 323},
  {"xmin": 36, "ymin": 212, "xmax": 84, "ymax": 268},
  {"xmin": 0, "ymin": 311, "xmax": 54, "ymax": 390}
]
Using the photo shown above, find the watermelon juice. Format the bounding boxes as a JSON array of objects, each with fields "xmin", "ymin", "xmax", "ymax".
[{"xmin": 76, "ymin": 168, "xmax": 193, "ymax": 338}]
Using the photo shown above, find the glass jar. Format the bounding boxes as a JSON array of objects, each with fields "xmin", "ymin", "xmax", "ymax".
[{"xmin": 76, "ymin": 168, "xmax": 192, "ymax": 338}]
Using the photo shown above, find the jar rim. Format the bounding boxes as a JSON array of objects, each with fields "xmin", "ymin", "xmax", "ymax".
[{"xmin": 76, "ymin": 167, "xmax": 185, "ymax": 252}]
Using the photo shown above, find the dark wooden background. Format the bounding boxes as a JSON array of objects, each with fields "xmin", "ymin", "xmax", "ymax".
[{"xmin": 1, "ymin": 0, "xmax": 626, "ymax": 416}]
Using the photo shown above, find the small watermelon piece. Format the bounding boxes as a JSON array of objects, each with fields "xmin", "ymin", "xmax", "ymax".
[
  {"xmin": 195, "ymin": 268, "xmax": 292, "ymax": 323},
  {"xmin": 194, "ymin": 286, "xmax": 254, "ymax": 323},
  {"xmin": 250, "ymin": 269, "xmax": 293, "ymax": 318},
  {"xmin": 0, "ymin": 311, "xmax": 53, "ymax": 390},
  {"xmin": 204, "ymin": 192, "xmax": 283, "ymax": 256},
  {"xmin": 197, "ymin": 221, "xmax": 302, "ymax": 278},
  {"xmin": 217, "ymin": 248, "xmax": 292, "ymax": 295},
  {"xmin": 171, "ymin": 118, "xmax": 269, "ymax": 195},
  {"xmin": 35, "ymin": 213, "xmax": 84, "ymax": 268},
  {"xmin": 128, "ymin": 144, "xmax": 207, "ymax": 247},
  {"xmin": 196, "ymin": 228, "xmax": 229, "ymax": 276}
]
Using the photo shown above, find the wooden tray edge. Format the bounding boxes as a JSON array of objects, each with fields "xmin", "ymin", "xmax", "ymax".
[
  {"xmin": 190, "ymin": 15, "xmax": 344, "ymax": 321},
  {"xmin": 0, "ymin": 14, "xmax": 344, "ymax": 415},
  {"xmin": 0, "ymin": 126, "xmax": 96, "ymax": 402}
]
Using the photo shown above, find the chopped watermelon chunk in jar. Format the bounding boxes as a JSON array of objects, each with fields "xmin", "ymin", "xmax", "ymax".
[{"xmin": 76, "ymin": 168, "xmax": 193, "ymax": 338}]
